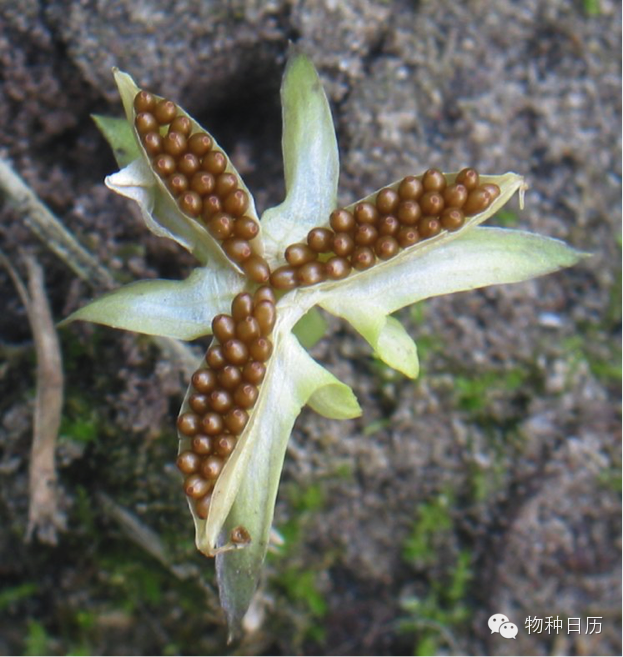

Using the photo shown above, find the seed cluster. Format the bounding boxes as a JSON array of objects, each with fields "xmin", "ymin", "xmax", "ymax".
[
  {"xmin": 133, "ymin": 91, "xmax": 270, "ymax": 284},
  {"xmin": 176, "ymin": 287, "xmax": 276, "ymax": 518},
  {"xmin": 269, "ymin": 168, "xmax": 500, "ymax": 290}
]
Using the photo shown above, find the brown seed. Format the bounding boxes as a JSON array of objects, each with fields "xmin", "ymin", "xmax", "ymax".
[
  {"xmin": 169, "ymin": 115, "xmax": 192, "ymax": 137},
  {"xmin": 230, "ymin": 526, "xmax": 251, "ymax": 545},
  {"xmin": 207, "ymin": 213, "xmax": 234, "ymax": 241},
  {"xmin": 242, "ymin": 255, "xmax": 271, "ymax": 284},
  {"xmin": 152, "ymin": 154, "xmax": 176, "ymax": 178},
  {"xmin": 329, "ymin": 209, "xmax": 355, "ymax": 233},
  {"xmin": 422, "ymin": 168, "xmax": 447, "ymax": 192},
  {"xmin": 307, "ymin": 228, "xmax": 334, "ymax": 253},
  {"xmin": 202, "ymin": 195, "xmax": 222, "ymax": 219},
  {"xmin": 135, "ymin": 112, "xmax": 158, "ymax": 135},
  {"xmin": 195, "ymin": 492, "xmax": 213, "ymax": 519},
  {"xmin": 206, "ymin": 345, "xmax": 227, "ymax": 370},
  {"xmin": 236, "ymin": 316, "xmax": 261, "ymax": 343},
  {"xmin": 351, "ymin": 246, "xmax": 376, "ymax": 270},
  {"xmin": 201, "ymin": 412, "xmax": 224, "ymax": 436},
  {"xmin": 202, "ymin": 151, "xmax": 227, "ymax": 175},
  {"xmin": 270, "ymin": 266, "xmax": 298, "ymax": 290},
  {"xmin": 178, "ymin": 191, "xmax": 202, "ymax": 217},
  {"xmin": 443, "ymin": 183, "xmax": 468, "ymax": 209},
  {"xmin": 214, "ymin": 435, "xmax": 236, "ymax": 458},
  {"xmin": 178, "ymin": 152, "xmax": 200, "ymax": 177},
  {"xmin": 398, "ymin": 176, "xmax": 424, "ymax": 201},
  {"xmin": 215, "ymin": 173, "xmax": 238, "ymax": 198},
  {"xmin": 418, "ymin": 216, "xmax": 442, "ymax": 239},
  {"xmin": 201, "ymin": 455, "xmax": 224, "ymax": 480},
  {"xmin": 242, "ymin": 361, "xmax": 266, "ymax": 385},
  {"xmin": 420, "ymin": 191, "xmax": 445, "ymax": 216},
  {"xmin": 286, "ymin": 243, "xmax": 316, "ymax": 267},
  {"xmin": 463, "ymin": 188, "xmax": 492, "ymax": 216},
  {"xmin": 218, "ymin": 365, "xmax": 243, "ymax": 390},
  {"xmin": 253, "ymin": 300, "xmax": 276, "ymax": 336},
  {"xmin": 397, "ymin": 226, "xmax": 420, "ymax": 248},
  {"xmin": 223, "ymin": 339, "xmax": 249, "ymax": 366},
  {"xmin": 253, "ymin": 286, "xmax": 276, "ymax": 306},
  {"xmin": 248, "ymin": 337, "xmax": 273, "ymax": 362},
  {"xmin": 354, "ymin": 202, "xmax": 379, "ymax": 225},
  {"xmin": 376, "ymin": 188, "xmax": 400, "ymax": 215},
  {"xmin": 397, "ymin": 200, "xmax": 422, "ymax": 226},
  {"xmin": 233, "ymin": 383, "xmax": 258, "ymax": 409},
  {"xmin": 212, "ymin": 314, "xmax": 236, "ymax": 343},
  {"xmin": 223, "ymin": 190, "xmax": 249, "ymax": 217},
  {"xmin": 233, "ymin": 217, "xmax": 259, "ymax": 240},
  {"xmin": 325, "ymin": 256, "xmax": 351, "ymax": 280},
  {"xmin": 134, "ymin": 91, "xmax": 156, "ymax": 113},
  {"xmin": 332, "ymin": 232, "xmax": 355, "ymax": 257},
  {"xmin": 298, "ymin": 261, "xmax": 326, "ymax": 287},
  {"xmin": 177, "ymin": 451, "xmax": 201, "ymax": 475},
  {"xmin": 455, "ymin": 167, "xmax": 479, "ymax": 191},
  {"xmin": 192, "ymin": 368, "xmax": 217, "ymax": 394},
  {"xmin": 378, "ymin": 215, "xmax": 400, "ymax": 236},
  {"xmin": 210, "ymin": 388, "xmax": 233, "ymax": 414},
  {"xmin": 192, "ymin": 434, "xmax": 214, "ymax": 455},
  {"xmin": 177, "ymin": 412, "xmax": 200, "ymax": 437},
  {"xmin": 189, "ymin": 393, "xmax": 210, "ymax": 415},
  {"xmin": 184, "ymin": 475, "xmax": 212, "ymax": 499},
  {"xmin": 440, "ymin": 208, "xmax": 465, "ymax": 232},
  {"xmin": 232, "ymin": 293, "xmax": 254, "ymax": 321},
  {"xmin": 223, "ymin": 238, "xmax": 252, "ymax": 263},
  {"xmin": 481, "ymin": 183, "xmax": 500, "ymax": 201},
  {"xmin": 375, "ymin": 235, "xmax": 399, "ymax": 260},
  {"xmin": 190, "ymin": 171, "xmax": 215, "ymax": 195},
  {"xmin": 154, "ymin": 99, "xmax": 177, "ymax": 125},
  {"xmin": 142, "ymin": 132, "xmax": 162, "ymax": 156},
  {"xmin": 224, "ymin": 408, "xmax": 249, "ymax": 435},
  {"xmin": 167, "ymin": 173, "xmax": 188, "ymax": 196},
  {"xmin": 188, "ymin": 132, "xmax": 213, "ymax": 157},
  {"xmin": 163, "ymin": 131, "xmax": 187, "ymax": 157},
  {"xmin": 354, "ymin": 224, "xmax": 378, "ymax": 246}
]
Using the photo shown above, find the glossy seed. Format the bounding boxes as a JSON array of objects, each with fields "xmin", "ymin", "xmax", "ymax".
[
  {"xmin": 152, "ymin": 154, "xmax": 176, "ymax": 177},
  {"xmin": 178, "ymin": 191, "xmax": 202, "ymax": 217},
  {"xmin": 223, "ymin": 238, "xmax": 252, "ymax": 263},
  {"xmin": 215, "ymin": 173, "xmax": 238, "ymax": 198},
  {"xmin": 422, "ymin": 168, "xmax": 447, "ymax": 192},
  {"xmin": 332, "ymin": 232, "xmax": 355, "ymax": 257},
  {"xmin": 354, "ymin": 224, "xmax": 378, "ymax": 246},
  {"xmin": 184, "ymin": 475, "xmax": 212, "ymax": 499},
  {"xmin": 202, "ymin": 151, "xmax": 227, "ymax": 175},
  {"xmin": 178, "ymin": 153, "xmax": 200, "ymax": 177},
  {"xmin": 188, "ymin": 132, "xmax": 213, "ymax": 156},
  {"xmin": 202, "ymin": 195, "xmax": 222, "ymax": 219},
  {"xmin": 223, "ymin": 190, "xmax": 249, "ymax": 217},
  {"xmin": 135, "ymin": 112, "xmax": 158, "ymax": 135},
  {"xmin": 212, "ymin": 314, "xmax": 236, "ymax": 343},
  {"xmin": 190, "ymin": 171, "xmax": 215, "ymax": 195},
  {"xmin": 329, "ymin": 209, "xmax": 356, "ymax": 233},
  {"xmin": 232, "ymin": 293, "xmax": 253, "ymax": 321},
  {"xmin": 177, "ymin": 451, "xmax": 201, "ymax": 474},
  {"xmin": 223, "ymin": 339, "xmax": 249, "ymax": 366},
  {"xmin": 398, "ymin": 176, "xmax": 424, "ymax": 201},
  {"xmin": 233, "ymin": 383, "xmax": 258, "ymax": 409},
  {"xmin": 154, "ymin": 99, "xmax": 177, "ymax": 125},
  {"xmin": 248, "ymin": 337, "xmax": 273, "ymax": 362},
  {"xmin": 378, "ymin": 215, "xmax": 400, "ymax": 236},
  {"xmin": 420, "ymin": 192, "xmax": 445, "ymax": 216},
  {"xmin": 375, "ymin": 235, "xmax": 399, "ymax": 260},
  {"xmin": 455, "ymin": 167, "xmax": 479, "ymax": 191},
  {"xmin": 233, "ymin": 217, "xmax": 259, "ymax": 240},
  {"xmin": 325, "ymin": 256, "xmax": 351, "ymax": 280},
  {"xmin": 286, "ymin": 243, "xmax": 316, "ymax": 267},
  {"xmin": 206, "ymin": 345, "xmax": 227, "ymax": 370},
  {"xmin": 195, "ymin": 493, "xmax": 213, "ymax": 519},
  {"xmin": 307, "ymin": 228, "xmax": 334, "ymax": 253},
  {"xmin": 253, "ymin": 286, "xmax": 276, "ymax": 306},
  {"xmin": 224, "ymin": 408, "xmax": 249, "ymax": 435},
  {"xmin": 169, "ymin": 115, "xmax": 192, "ymax": 137},
  {"xmin": 189, "ymin": 392, "xmax": 210, "ymax": 415},
  {"xmin": 167, "ymin": 173, "xmax": 188, "ymax": 196},
  {"xmin": 192, "ymin": 434, "xmax": 214, "ymax": 455},
  {"xmin": 351, "ymin": 246, "xmax": 376, "ymax": 270},
  {"xmin": 298, "ymin": 261, "xmax": 326, "ymax": 287},
  {"xmin": 214, "ymin": 435, "xmax": 236, "ymax": 458},
  {"xmin": 163, "ymin": 131, "xmax": 187, "ymax": 157},
  {"xmin": 201, "ymin": 412, "xmax": 224, "ymax": 436},
  {"xmin": 440, "ymin": 208, "xmax": 465, "ymax": 231},
  {"xmin": 397, "ymin": 200, "xmax": 422, "ymax": 226},
  {"xmin": 354, "ymin": 202, "xmax": 378, "ymax": 225},
  {"xmin": 230, "ymin": 526, "xmax": 251, "ymax": 544},
  {"xmin": 236, "ymin": 316, "xmax": 261, "ymax": 343},
  {"xmin": 192, "ymin": 368, "xmax": 217, "ymax": 394},
  {"xmin": 418, "ymin": 216, "xmax": 442, "ymax": 238},
  {"xmin": 270, "ymin": 266, "xmax": 298, "ymax": 290},
  {"xmin": 177, "ymin": 412, "xmax": 200, "ymax": 436},
  {"xmin": 376, "ymin": 188, "xmax": 400, "ymax": 215},
  {"xmin": 253, "ymin": 301, "xmax": 276, "ymax": 336},
  {"xmin": 242, "ymin": 361, "xmax": 266, "ymax": 385},
  {"xmin": 134, "ymin": 91, "xmax": 156, "ymax": 113},
  {"xmin": 201, "ymin": 456, "xmax": 224, "ymax": 480},
  {"xmin": 463, "ymin": 188, "xmax": 491, "ymax": 216},
  {"xmin": 142, "ymin": 132, "xmax": 162, "ymax": 156},
  {"xmin": 218, "ymin": 365, "xmax": 243, "ymax": 390},
  {"xmin": 207, "ymin": 213, "xmax": 234, "ymax": 240},
  {"xmin": 397, "ymin": 226, "xmax": 420, "ymax": 248},
  {"xmin": 443, "ymin": 183, "xmax": 468, "ymax": 209},
  {"xmin": 242, "ymin": 255, "xmax": 271, "ymax": 284},
  {"xmin": 481, "ymin": 183, "xmax": 500, "ymax": 201}
]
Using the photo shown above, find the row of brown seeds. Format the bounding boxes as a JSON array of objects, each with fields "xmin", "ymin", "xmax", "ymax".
[
  {"xmin": 176, "ymin": 287, "xmax": 277, "ymax": 518},
  {"xmin": 133, "ymin": 91, "xmax": 270, "ymax": 284},
  {"xmin": 269, "ymin": 167, "xmax": 500, "ymax": 290}
]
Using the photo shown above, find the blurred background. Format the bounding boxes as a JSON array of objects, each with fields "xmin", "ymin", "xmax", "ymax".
[{"xmin": 0, "ymin": 1, "xmax": 620, "ymax": 655}]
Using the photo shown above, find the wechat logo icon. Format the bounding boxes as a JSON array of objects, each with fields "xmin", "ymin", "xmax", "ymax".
[{"xmin": 488, "ymin": 614, "xmax": 518, "ymax": 640}]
